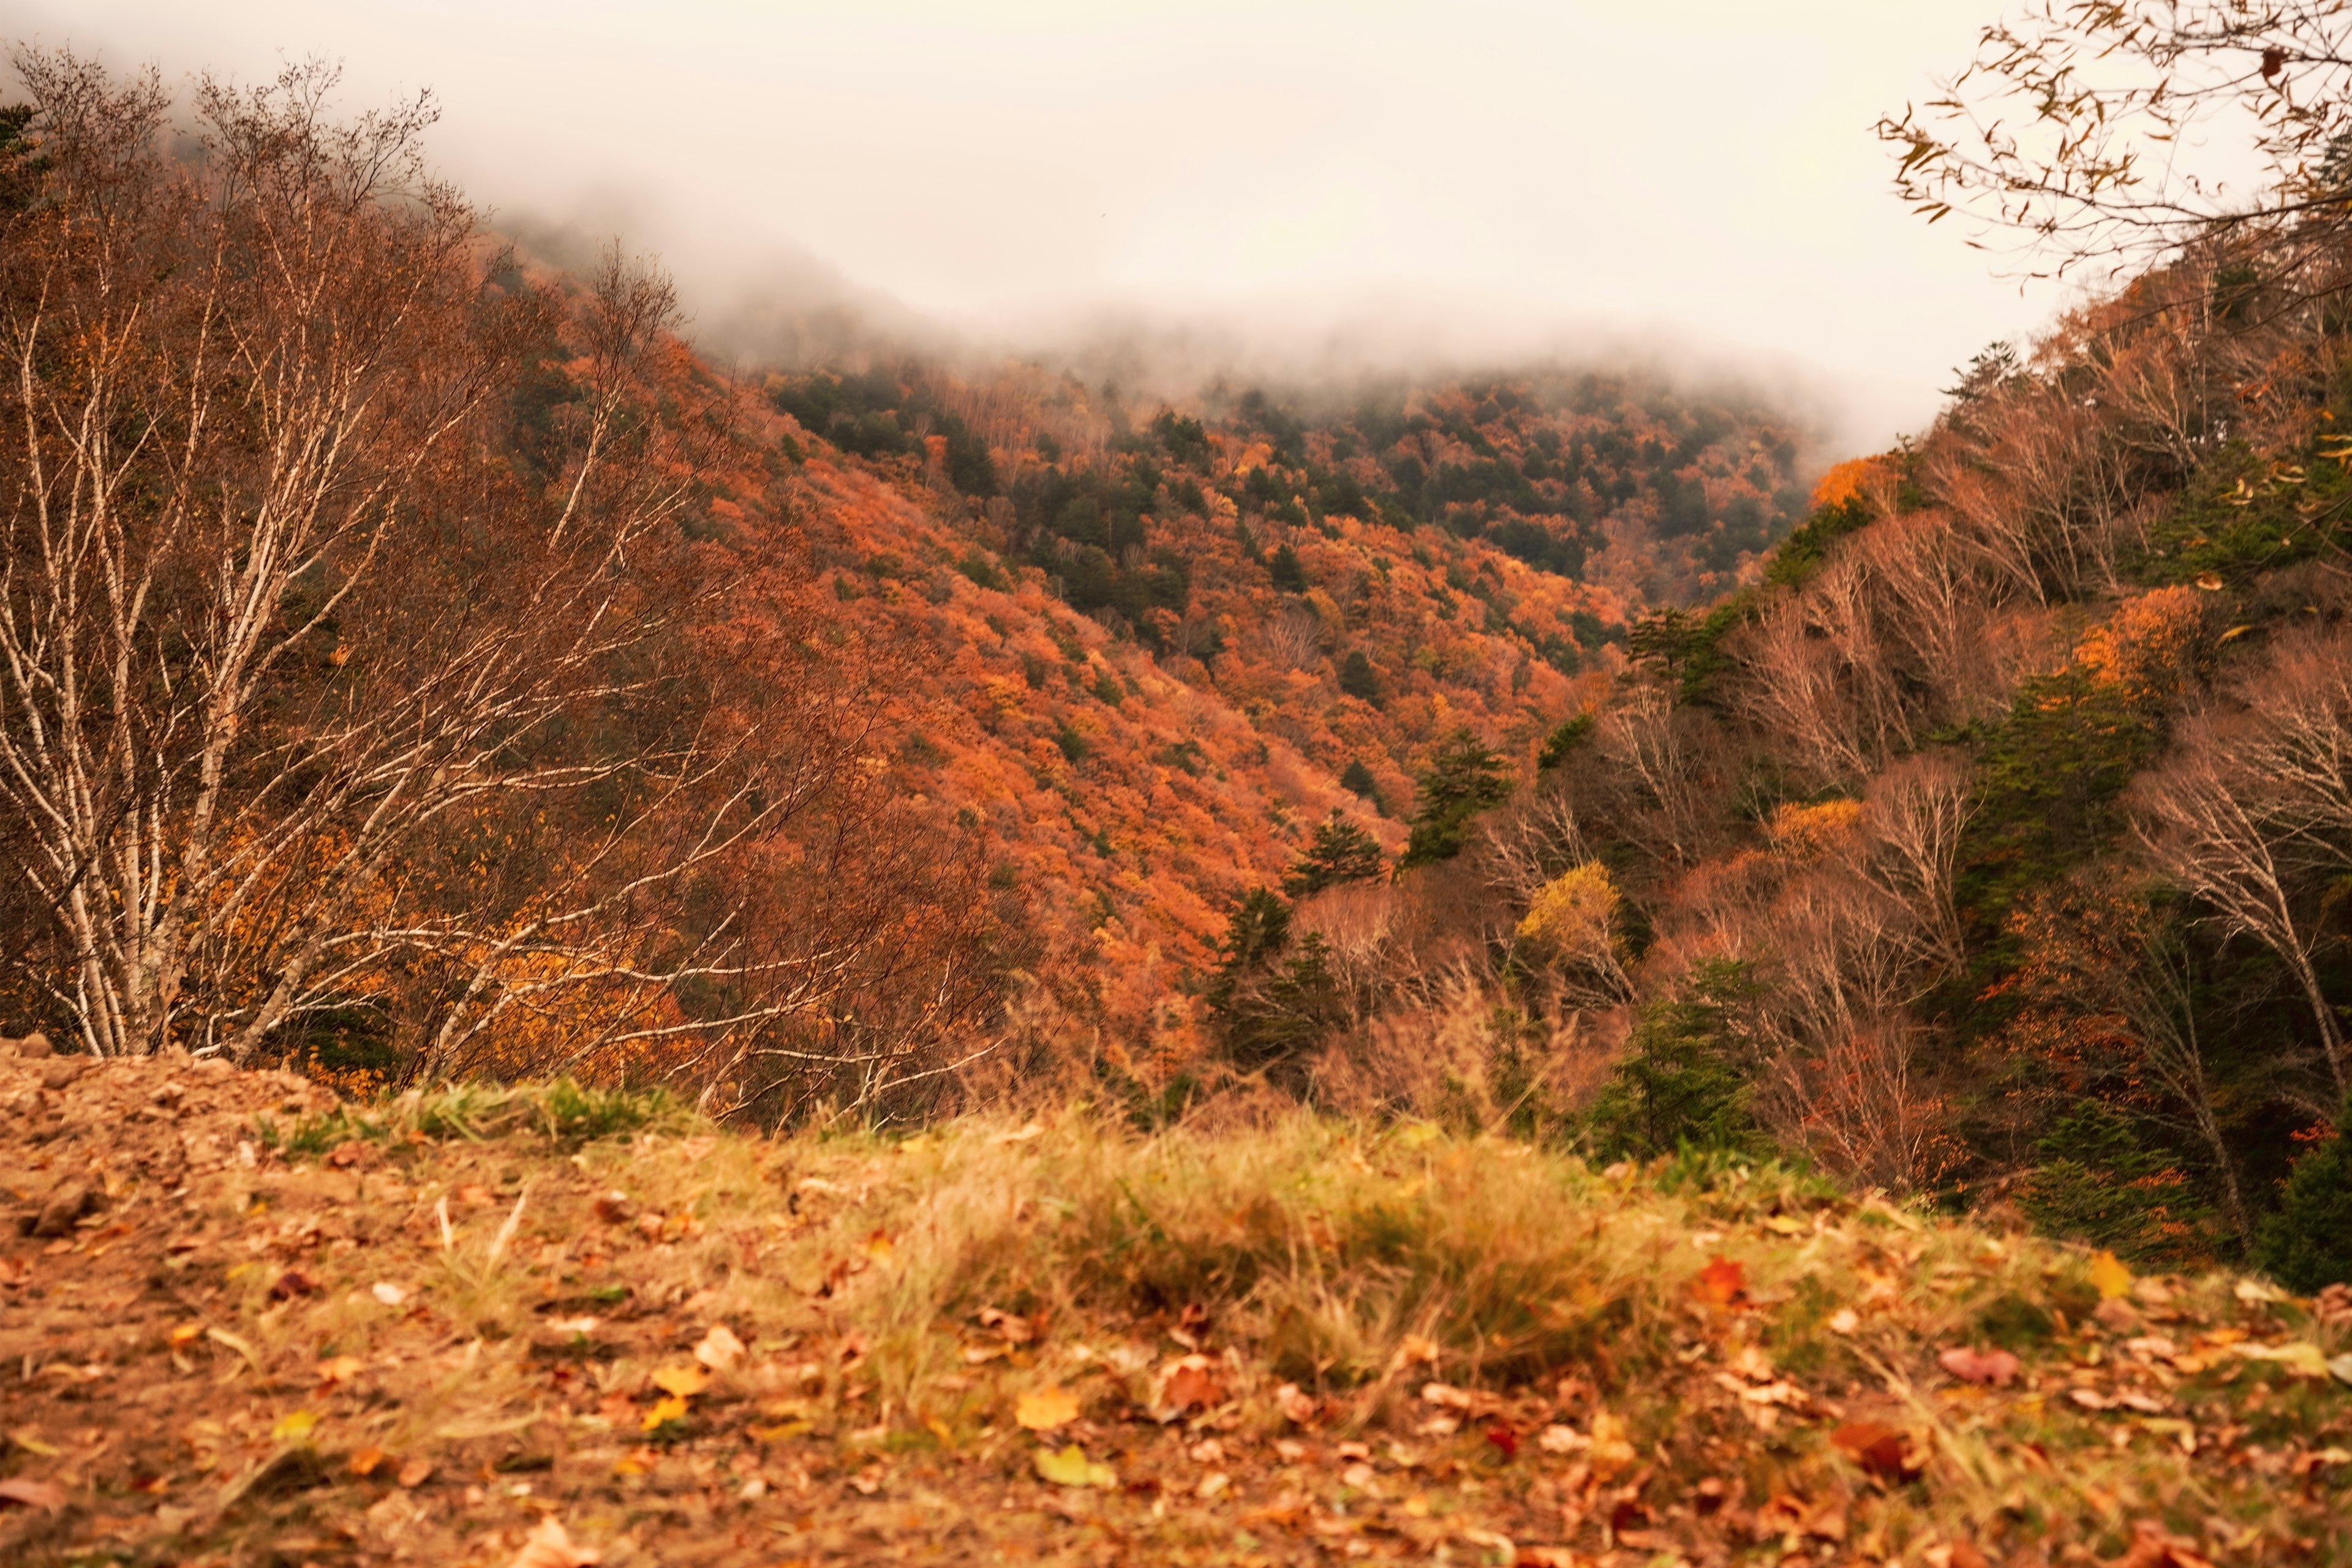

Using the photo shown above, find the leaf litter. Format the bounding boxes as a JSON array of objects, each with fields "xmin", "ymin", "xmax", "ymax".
[{"xmin": 0, "ymin": 1051, "xmax": 2345, "ymax": 1564}]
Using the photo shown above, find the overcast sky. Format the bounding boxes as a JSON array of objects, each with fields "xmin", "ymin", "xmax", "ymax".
[{"xmin": 12, "ymin": 1, "xmax": 2066, "ymax": 450}]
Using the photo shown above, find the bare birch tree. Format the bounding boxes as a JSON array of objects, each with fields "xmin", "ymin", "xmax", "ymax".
[{"xmin": 0, "ymin": 54, "xmax": 940, "ymax": 1079}]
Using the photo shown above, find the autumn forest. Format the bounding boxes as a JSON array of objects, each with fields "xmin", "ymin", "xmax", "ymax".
[
  {"xmin": 7, "ymin": 14, "xmax": 2352, "ymax": 1287},
  {"xmin": 10, "ymin": 6, "xmax": 2352, "ymax": 1565}
]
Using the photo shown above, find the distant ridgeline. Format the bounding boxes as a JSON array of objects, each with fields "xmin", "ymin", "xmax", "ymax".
[{"xmin": 768, "ymin": 365, "xmax": 1815, "ymax": 638}]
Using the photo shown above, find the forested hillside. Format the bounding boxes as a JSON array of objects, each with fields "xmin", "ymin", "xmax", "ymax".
[
  {"xmin": 4, "ymin": 19, "xmax": 2352, "ymax": 1568},
  {"xmin": 0, "ymin": 51, "xmax": 1817, "ymax": 1123},
  {"xmin": 8, "ymin": 1, "xmax": 2352, "ymax": 1298},
  {"xmin": 759, "ymin": 360, "xmax": 1813, "ymax": 1055}
]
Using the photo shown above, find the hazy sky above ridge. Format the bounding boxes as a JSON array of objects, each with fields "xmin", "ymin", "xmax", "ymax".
[{"xmin": 14, "ymin": 1, "xmax": 2067, "ymax": 450}]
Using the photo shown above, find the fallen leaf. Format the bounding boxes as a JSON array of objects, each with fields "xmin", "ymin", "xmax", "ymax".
[
  {"xmin": 641, "ymin": 1395, "xmax": 690, "ymax": 1431},
  {"xmin": 2091, "ymin": 1251, "xmax": 2134, "ymax": 1300},
  {"xmin": 650, "ymin": 1363, "xmax": 710, "ymax": 1398},
  {"xmin": 976, "ymin": 1305, "xmax": 1036, "ymax": 1344},
  {"xmin": 1536, "ymin": 1424, "xmax": 1585, "ymax": 1455},
  {"xmin": 1275, "ymin": 1382, "xmax": 1317, "ymax": 1425},
  {"xmin": 268, "ymin": 1267, "xmax": 322, "ymax": 1300},
  {"xmin": 8, "ymin": 1430, "xmax": 59, "ymax": 1457},
  {"xmin": 990, "ymin": 1121, "xmax": 1045, "ymax": 1145},
  {"xmin": 2330, "ymin": 1352, "xmax": 2352, "ymax": 1387},
  {"xmin": 1586, "ymin": 1411, "xmax": 1637, "ymax": 1480},
  {"xmin": 396, "ymin": 1457, "xmax": 434, "ymax": 1488},
  {"xmin": 1938, "ymin": 1346, "xmax": 2021, "ymax": 1387},
  {"xmin": 349, "ymin": 1447, "xmax": 388, "ymax": 1477},
  {"xmin": 861, "ymin": 1229, "xmax": 895, "ymax": 1262},
  {"xmin": 316, "ymin": 1355, "xmax": 364, "ymax": 1387},
  {"xmin": 2236, "ymin": 1341, "xmax": 2332, "ymax": 1379},
  {"xmin": 1828, "ymin": 1307, "xmax": 1860, "ymax": 1335},
  {"xmin": 1016, "ymin": 1384, "xmax": 1079, "ymax": 1432},
  {"xmin": 2232, "ymin": 1278, "xmax": 2286, "ymax": 1305},
  {"xmin": 1390, "ymin": 1334, "xmax": 1440, "ymax": 1370},
  {"xmin": 507, "ymin": 1515, "xmax": 601, "ymax": 1568},
  {"xmin": 271, "ymin": 1409, "xmax": 318, "ymax": 1442},
  {"xmin": 1033, "ymin": 1443, "xmax": 1116, "ymax": 1488},
  {"xmin": 1485, "ymin": 1425, "xmax": 1520, "ymax": 1459},
  {"xmin": 692, "ymin": 1325, "xmax": 745, "ymax": 1373},
  {"xmin": 1153, "ymin": 1354, "xmax": 1225, "ymax": 1417},
  {"xmin": 591, "ymin": 1193, "xmax": 633, "ymax": 1224},
  {"xmin": 1831, "ymin": 1420, "xmax": 1923, "ymax": 1482},
  {"xmin": 370, "ymin": 1282, "xmax": 406, "ymax": 1306},
  {"xmin": 2108, "ymin": 1518, "xmax": 2216, "ymax": 1568},
  {"xmin": 0, "ymin": 1477, "xmax": 66, "ymax": 1511},
  {"xmin": 1691, "ymin": 1256, "xmax": 1747, "ymax": 1308}
]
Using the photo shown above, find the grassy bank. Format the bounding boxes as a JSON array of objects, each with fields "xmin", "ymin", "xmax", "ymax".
[{"xmin": 2, "ymin": 1062, "xmax": 2348, "ymax": 1564}]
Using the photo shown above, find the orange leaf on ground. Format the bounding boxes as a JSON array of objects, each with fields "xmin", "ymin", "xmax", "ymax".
[
  {"xmin": 1154, "ymin": 1354, "xmax": 1225, "ymax": 1417},
  {"xmin": 2108, "ymin": 1520, "xmax": 2217, "ymax": 1568},
  {"xmin": 1015, "ymin": 1384, "xmax": 1079, "ymax": 1431},
  {"xmin": 1938, "ymin": 1346, "xmax": 2021, "ymax": 1386},
  {"xmin": 1691, "ymin": 1256, "xmax": 1747, "ymax": 1307},
  {"xmin": 1831, "ymin": 1420, "xmax": 1923, "ymax": 1482}
]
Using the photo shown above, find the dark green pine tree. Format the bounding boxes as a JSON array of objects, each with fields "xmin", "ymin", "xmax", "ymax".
[
  {"xmin": 1205, "ymin": 889, "xmax": 1344, "ymax": 1091},
  {"xmin": 1267, "ymin": 543, "xmax": 1309, "ymax": 593},
  {"xmin": 2257, "ymin": 1103, "xmax": 2352, "ymax": 1290},
  {"xmin": 1399, "ymin": 728, "xmax": 1513, "ymax": 867},
  {"xmin": 1338, "ymin": 650, "xmax": 1383, "ymax": 704},
  {"xmin": 1282, "ymin": 811, "xmax": 1385, "ymax": 897}
]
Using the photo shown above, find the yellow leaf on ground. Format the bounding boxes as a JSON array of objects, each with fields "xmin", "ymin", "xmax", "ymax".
[
  {"xmin": 2237, "ymin": 1341, "xmax": 2332, "ymax": 1379},
  {"xmin": 1016, "ymin": 1384, "xmax": 1080, "ymax": 1431},
  {"xmin": 271, "ymin": 1409, "xmax": 318, "ymax": 1442},
  {"xmin": 2090, "ymin": 1251, "xmax": 2133, "ymax": 1300},
  {"xmin": 1033, "ymin": 1443, "xmax": 1116, "ymax": 1488},
  {"xmin": 641, "ymin": 1395, "xmax": 690, "ymax": 1431},
  {"xmin": 650, "ymin": 1363, "xmax": 710, "ymax": 1398}
]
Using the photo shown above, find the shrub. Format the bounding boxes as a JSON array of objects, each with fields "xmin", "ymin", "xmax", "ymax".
[{"xmin": 2256, "ymin": 1104, "xmax": 2352, "ymax": 1290}]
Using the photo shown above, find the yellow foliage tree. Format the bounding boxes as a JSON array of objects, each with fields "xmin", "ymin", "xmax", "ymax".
[{"xmin": 1515, "ymin": 862, "xmax": 1629, "ymax": 1004}]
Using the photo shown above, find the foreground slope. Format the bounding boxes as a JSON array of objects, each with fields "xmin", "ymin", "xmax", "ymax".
[{"xmin": 3, "ymin": 1053, "xmax": 2348, "ymax": 1565}]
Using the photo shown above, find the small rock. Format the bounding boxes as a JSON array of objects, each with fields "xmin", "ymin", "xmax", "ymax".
[
  {"xmin": 2, "ymin": 1030, "xmax": 53, "ymax": 1059},
  {"xmin": 39, "ymin": 1058, "xmax": 85, "ymax": 1091}
]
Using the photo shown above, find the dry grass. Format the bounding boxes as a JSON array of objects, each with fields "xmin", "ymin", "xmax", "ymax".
[{"xmin": 6, "ymin": 1068, "xmax": 2348, "ymax": 1566}]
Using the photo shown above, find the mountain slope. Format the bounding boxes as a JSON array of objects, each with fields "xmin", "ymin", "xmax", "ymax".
[{"xmin": 748, "ymin": 361, "xmax": 1817, "ymax": 1042}]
